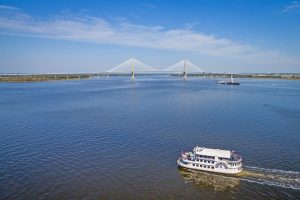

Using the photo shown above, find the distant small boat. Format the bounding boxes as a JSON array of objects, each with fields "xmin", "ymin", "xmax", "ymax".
[
  {"xmin": 177, "ymin": 146, "xmax": 243, "ymax": 174},
  {"xmin": 217, "ymin": 75, "xmax": 240, "ymax": 85}
]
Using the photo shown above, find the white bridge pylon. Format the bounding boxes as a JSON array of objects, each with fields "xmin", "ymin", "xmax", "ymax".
[
  {"xmin": 163, "ymin": 59, "xmax": 205, "ymax": 80},
  {"xmin": 107, "ymin": 58, "xmax": 158, "ymax": 82},
  {"xmin": 162, "ymin": 59, "xmax": 205, "ymax": 73},
  {"xmin": 108, "ymin": 58, "xmax": 158, "ymax": 73}
]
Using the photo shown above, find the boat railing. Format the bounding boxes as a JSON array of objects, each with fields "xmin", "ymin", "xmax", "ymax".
[
  {"xmin": 180, "ymin": 152, "xmax": 195, "ymax": 161},
  {"xmin": 228, "ymin": 154, "xmax": 242, "ymax": 163},
  {"xmin": 180, "ymin": 153, "xmax": 215, "ymax": 162},
  {"xmin": 180, "ymin": 152, "xmax": 242, "ymax": 163}
]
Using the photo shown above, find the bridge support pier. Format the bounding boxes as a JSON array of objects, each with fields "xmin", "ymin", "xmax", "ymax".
[
  {"xmin": 183, "ymin": 59, "xmax": 188, "ymax": 81},
  {"xmin": 131, "ymin": 59, "xmax": 135, "ymax": 82}
]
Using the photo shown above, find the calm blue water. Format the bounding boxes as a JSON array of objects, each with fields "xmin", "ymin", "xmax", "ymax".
[{"xmin": 1, "ymin": 76, "xmax": 300, "ymax": 199}]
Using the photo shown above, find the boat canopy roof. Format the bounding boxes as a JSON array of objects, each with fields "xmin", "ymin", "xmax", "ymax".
[{"xmin": 194, "ymin": 146, "xmax": 231, "ymax": 159}]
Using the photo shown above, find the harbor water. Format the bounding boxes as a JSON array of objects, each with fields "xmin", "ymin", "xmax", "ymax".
[{"xmin": 0, "ymin": 76, "xmax": 300, "ymax": 199}]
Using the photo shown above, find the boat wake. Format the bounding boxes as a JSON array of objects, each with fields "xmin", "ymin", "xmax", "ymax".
[
  {"xmin": 238, "ymin": 166, "xmax": 300, "ymax": 190},
  {"xmin": 179, "ymin": 168, "xmax": 241, "ymax": 191},
  {"xmin": 178, "ymin": 166, "xmax": 300, "ymax": 191}
]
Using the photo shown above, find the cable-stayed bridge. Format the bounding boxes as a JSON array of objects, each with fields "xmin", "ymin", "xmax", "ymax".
[
  {"xmin": 162, "ymin": 59, "xmax": 205, "ymax": 81},
  {"xmin": 107, "ymin": 58, "xmax": 158, "ymax": 82},
  {"xmin": 106, "ymin": 58, "xmax": 205, "ymax": 81},
  {"xmin": 108, "ymin": 58, "xmax": 158, "ymax": 73},
  {"xmin": 162, "ymin": 60, "xmax": 205, "ymax": 73}
]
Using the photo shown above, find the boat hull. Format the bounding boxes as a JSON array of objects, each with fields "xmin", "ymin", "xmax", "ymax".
[
  {"xmin": 177, "ymin": 159, "xmax": 242, "ymax": 175},
  {"xmin": 220, "ymin": 82, "xmax": 240, "ymax": 85}
]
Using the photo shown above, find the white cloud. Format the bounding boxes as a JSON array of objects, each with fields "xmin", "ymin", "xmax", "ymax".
[
  {"xmin": 0, "ymin": 7, "xmax": 299, "ymax": 71},
  {"xmin": 184, "ymin": 22, "xmax": 200, "ymax": 30},
  {"xmin": 283, "ymin": 1, "xmax": 300, "ymax": 13},
  {"xmin": 0, "ymin": 5, "xmax": 19, "ymax": 10},
  {"xmin": 140, "ymin": 3, "xmax": 157, "ymax": 9}
]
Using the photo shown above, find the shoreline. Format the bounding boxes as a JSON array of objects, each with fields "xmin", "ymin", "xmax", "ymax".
[
  {"xmin": 0, "ymin": 74, "xmax": 91, "ymax": 82},
  {"xmin": 189, "ymin": 73, "xmax": 300, "ymax": 80},
  {"xmin": 1, "ymin": 73, "xmax": 300, "ymax": 82}
]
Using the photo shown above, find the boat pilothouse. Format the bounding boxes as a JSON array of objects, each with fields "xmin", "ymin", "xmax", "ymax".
[{"xmin": 177, "ymin": 146, "xmax": 242, "ymax": 174}]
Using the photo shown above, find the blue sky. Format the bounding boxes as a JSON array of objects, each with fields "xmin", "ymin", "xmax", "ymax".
[{"xmin": 0, "ymin": 0, "xmax": 300, "ymax": 73}]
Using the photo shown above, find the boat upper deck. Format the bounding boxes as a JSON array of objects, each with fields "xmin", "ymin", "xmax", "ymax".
[
  {"xmin": 194, "ymin": 146, "xmax": 231, "ymax": 158},
  {"xmin": 192, "ymin": 146, "xmax": 242, "ymax": 161}
]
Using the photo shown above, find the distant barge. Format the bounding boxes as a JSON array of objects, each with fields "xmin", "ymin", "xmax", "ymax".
[
  {"xmin": 217, "ymin": 75, "xmax": 240, "ymax": 85},
  {"xmin": 177, "ymin": 146, "xmax": 243, "ymax": 174}
]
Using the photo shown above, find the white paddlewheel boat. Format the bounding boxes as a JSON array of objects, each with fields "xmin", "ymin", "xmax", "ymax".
[{"xmin": 177, "ymin": 146, "xmax": 242, "ymax": 174}]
